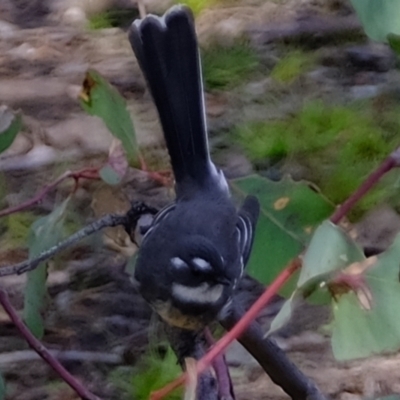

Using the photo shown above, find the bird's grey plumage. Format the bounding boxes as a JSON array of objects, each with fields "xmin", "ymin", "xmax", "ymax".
[{"xmin": 128, "ymin": 6, "xmax": 260, "ymax": 330}]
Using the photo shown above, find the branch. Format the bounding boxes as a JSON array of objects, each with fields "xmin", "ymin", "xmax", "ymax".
[
  {"xmin": 198, "ymin": 259, "xmax": 301, "ymax": 373},
  {"xmin": 220, "ymin": 303, "xmax": 327, "ymax": 400},
  {"xmin": 0, "ymin": 350, "xmax": 122, "ymax": 366},
  {"xmin": 0, "ymin": 288, "xmax": 101, "ymax": 400},
  {"xmin": 0, "ymin": 213, "xmax": 127, "ymax": 277},
  {"xmin": 0, "ymin": 168, "xmax": 100, "ymax": 218},
  {"xmin": 330, "ymin": 147, "xmax": 400, "ymax": 224}
]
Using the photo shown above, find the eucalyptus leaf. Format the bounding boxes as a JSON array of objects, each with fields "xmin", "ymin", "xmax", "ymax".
[
  {"xmin": 331, "ymin": 233, "xmax": 400, "ymax": 360},
  {"xmin": 387, "ymin": 33, "xmax": 400, "ymax": 55},
  {"xmin": 350, "ymin": 0, "xmax": 400, "ymax": 42},
  {"xmin": 299, "ymin": 221, "xmax": 365, "ymax": 287},
  {"xmin": 23, "ymin": 198, "xmax": 70, "ymax": 338},
  {"xmin": 99, "ymin": 164, "xmax": 122, "ymax": 185},
  {"xmin": 268, "ymin": 221, "xmax": 362, "ymax": 334},
  {"xmin": 231, "ymin": 175, "xmax": 334, "ymax": 294},
  {"xmin": 80, "ymin": 70, "xmax": 138, "ymax": 165},
  {"xmin": 0, "ymin": 106, "xmax": 22, "ymax": 154},
  {"xmin": 0, "ymin": 372, "xmax": 5, "ymax": 400},
  {"xmin": 267, "ymin": 292, "xmax": 297, "ymax": 336}
]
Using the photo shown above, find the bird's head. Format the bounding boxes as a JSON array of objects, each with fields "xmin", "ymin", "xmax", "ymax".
[{"xmin": 166, "ymin": 236, "xmax": 234, "ymax": 309}]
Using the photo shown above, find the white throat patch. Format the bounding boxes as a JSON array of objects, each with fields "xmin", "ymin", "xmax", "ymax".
[{"xmin": 172, "ymin": 282, "xmax": 223, "ymax": 304}]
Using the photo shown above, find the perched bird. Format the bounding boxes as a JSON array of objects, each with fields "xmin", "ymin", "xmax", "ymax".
[{"xmin": 128, "ymin": 5, "xmax": 260, "ymax": 330}]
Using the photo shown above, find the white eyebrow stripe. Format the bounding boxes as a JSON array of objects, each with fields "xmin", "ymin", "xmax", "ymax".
[
  {"xmin": 192, "ymin": 257, "xmax": 212, "ymax": 271},
  {"xmin": 172, "ymin": 283, "xmax": 223, "ymax": 304},
  {"xmin": 171, "ymin": 257, "xmax": 188, "ymax": 269}
]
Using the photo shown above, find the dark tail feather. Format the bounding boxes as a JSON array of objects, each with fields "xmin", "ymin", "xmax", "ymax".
[{"xmin": 129, "ymin": 6, "xmax": 212, "ymax": 189}]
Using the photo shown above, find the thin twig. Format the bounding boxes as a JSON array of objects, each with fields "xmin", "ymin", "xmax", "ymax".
[
  {"xmin": 330, "ymin": 147, "xmax": 400, "ymax": 224},
  {"xmin": 0, "ymin": 288, "xmax": 101, "ymax": 400},
  {"xmin": 164, "ymin": 325, "xmax": 218, "ymax": 400},
  {"xmin": 0, "ymin": 349, "xmax": 122, "ymax": 366},
  {"xmin": 0, "ymin": 168, "xmax": 99, "ymax": 218},
  {"xmin": 198, "ymin": 259, "xmax": 301, "ymax": 374},
  {"xmin": 136, "ymin": 0, "xmax": 146, "ymax": 19},
  {"xmin": 0, "ymin": 214, "xmax": 127, "ymax": 277},
  {"xmin": 204, "ymin": 328, "xmax": 234, "ymax": 400}
]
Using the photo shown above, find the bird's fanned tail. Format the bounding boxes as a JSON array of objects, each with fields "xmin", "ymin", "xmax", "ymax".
[{"xmin": 129, "ymin": 7, "xmax": 213, "ymax": 193}]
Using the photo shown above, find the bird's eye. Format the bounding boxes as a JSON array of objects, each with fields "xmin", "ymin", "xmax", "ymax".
[{"xmin": 170, "ymin": 257, "xmax": 188, "ymax": 269}]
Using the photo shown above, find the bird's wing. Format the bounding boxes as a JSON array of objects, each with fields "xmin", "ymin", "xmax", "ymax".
[{"xmin": 236, "ymin": 195, "xmax": 260, "ymax": 268}]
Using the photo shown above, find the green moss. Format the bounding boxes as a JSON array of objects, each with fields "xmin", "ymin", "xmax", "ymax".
[
  {"xmin": 235, "ymin": 101, "xmax": 398, "ymax": 218},
  {"xmin": 270, "ymin": 50, "xmax": 315, "ymax": 84},
  {"xmin": 88, "ymin": 9, "xmax": 139, "ymax": 30},
  {"xmin": 176, "ymin": 0, "xmax": 216, "ymax": 15},
  {"xmin": 88, "ymin": 12, "xmax": 114, "ymax": 30},
  {"xmin": 4, "ymin": 212, "xmax": 37, "ymax": 247},
  {"xmin": 236, "ymin": 121, "xmax": 289, "ymax": 161},
  {"xmin": 202, "ymin": 41, "xmax": 259, "ymax": 90}
]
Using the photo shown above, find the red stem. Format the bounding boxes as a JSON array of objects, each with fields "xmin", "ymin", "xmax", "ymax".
[
  {"xmin": 0, "ymin": 168, "xmax": 99, "ymax": 218},
  {"xmin": 330, "ymin": 149, "xmax": 400, "ymax": 224},
  {"xmin": 204, "ymin": 328, "xmax": 234, "ymax": 399},
  {"xmin": 0, "ymin": 289, "xmax": 100, "ymax": 400},
  {"xmin": 198, "ymin": 259, "xmax": 300, "ymax": 373}
]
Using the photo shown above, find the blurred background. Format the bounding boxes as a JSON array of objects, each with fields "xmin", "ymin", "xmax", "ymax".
[{"xmin": 1, "ymin": 0, "xmax": 400, "ymax": 399}]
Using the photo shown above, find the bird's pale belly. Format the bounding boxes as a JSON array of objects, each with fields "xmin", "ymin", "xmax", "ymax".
[{"xmin": 152, "ymin": 300, "xmax": 209, "ymax": 330}]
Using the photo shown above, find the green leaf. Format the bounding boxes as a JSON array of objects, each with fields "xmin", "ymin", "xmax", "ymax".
[
  {"xmin": 268, "ymin": 221, "xmax": 362, "ymax": 334},
  {"xmin": 331, "ymin": 233, "xmax": 400, "ymax": 360},
  {"xmin": 0, "ymin": 372, "xmax": 5, "ymax": 400},
  {"xmin": 231, "ymin": 175, "xmax": 334, "ymax": 293},
  {"xmin": 23, "ymin": 198, "xmax": 70, "ymax": 338},
  {"xmin": 80, "ymin": 70, "xmax": 138, "ymax": 165},
  {"xmin": 299, "ymin": 221, "xmax": 365, "ymax": 287},
  {"xmin": 387, "ymin": 33, "xmax": 400, "ymax": 55},
  {"xmin": 373, "ymin": 396, "xmax": 400, "ymax": 400},
  {"xmin": 99, "ymin": 164, "xmax": 122, "ymax": 185},
  {"xmin": 0, "ymin": 106, "xmax": 22, "ymax": 154},
  {"xmin": 267, "ymin": 292, "xmax": 297, "ymax": 336},
  {"xmin": 99, "ymin": 139, "xmax": 129, "ymax": 185},
  {"xmin": 350, "ymin": 0, "xmax": 400, "ymax": 42},
  {"xmin": 132, "ymin": 346, "xmax": 182, "ymax": 399}
]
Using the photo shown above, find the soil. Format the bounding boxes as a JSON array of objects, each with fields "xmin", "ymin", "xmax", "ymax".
[{"xmin": 1, "ymin": 1, "xmax": 400, "ymax": 399}]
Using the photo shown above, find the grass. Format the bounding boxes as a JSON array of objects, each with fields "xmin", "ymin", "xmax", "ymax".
[
  {"xmin": 177, "ymin": 0, "xmax": 217, "ymax": 15},
  {"xmin": 88, "ymin": 9, "xmax": 139, "ymax": 30},
  {"xmin": 270, "ymin": 50, "xmax": 316, "ymax": 84},
  {"xmin": 235, "ymin": 100, "xmax": 400, "ymax": 218},
  {"xmin": 2, "ymin": 212, "xmax": 37, "ymax": 247},
  {"xmin": 201, "ymin": 41, "xmax": 260, "ymax": 90}
]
